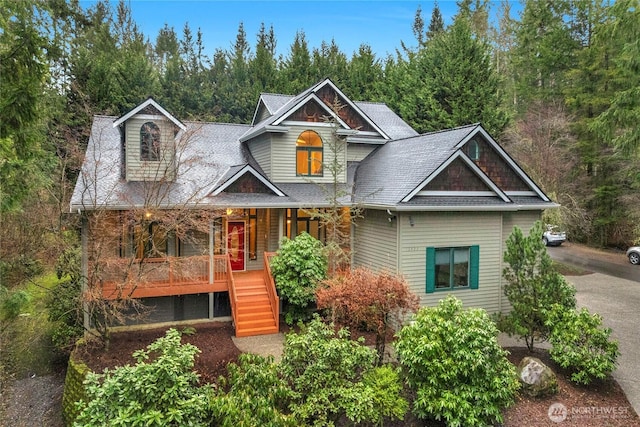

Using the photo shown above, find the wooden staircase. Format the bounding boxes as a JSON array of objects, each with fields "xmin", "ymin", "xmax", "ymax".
[{"xmin": 233, "ymin": 271, "xmax": 279, "ymax": 337}]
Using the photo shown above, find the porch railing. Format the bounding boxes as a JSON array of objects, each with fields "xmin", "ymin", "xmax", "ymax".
[
  {"xmin": 263, "ymin": 252, "xmax": 279, "ymax": 329},
  {"xmin": 226, "ymin": 254, "xmax": 238, "ymax": 330},
  {"xmin": 92, "ymin": 255, "xmax": 233, "ymax": 299}
]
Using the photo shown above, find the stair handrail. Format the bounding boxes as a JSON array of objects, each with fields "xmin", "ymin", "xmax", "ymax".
[
  {"xmin": 263, "ymin": 252, "xmax": 279, "ymax": 330},
  {"xmin": 226, "ymin": 254, "xmax": 238, "ymax": 331}
]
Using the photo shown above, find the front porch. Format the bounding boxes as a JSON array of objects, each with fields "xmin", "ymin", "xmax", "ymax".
[{"xmin": 92, "ymin": 253, "xmax": 280, "ymax": 337}]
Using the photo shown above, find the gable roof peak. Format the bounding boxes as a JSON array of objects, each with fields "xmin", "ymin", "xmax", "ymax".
[{"xmin": 112, "ymin": 97, "xmax": 186, "ymax": 130}]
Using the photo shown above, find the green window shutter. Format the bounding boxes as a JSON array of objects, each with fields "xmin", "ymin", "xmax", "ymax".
[
  {"xmin": 469, "ymin": 245, "xmax": 479, "ymax": 289},
  {"xmin": 426, "ymin": 247, "xmax": 435, "ymax": 293}
]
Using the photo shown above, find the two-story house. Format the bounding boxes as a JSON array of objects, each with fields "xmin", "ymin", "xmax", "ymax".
[{"xmin": 71, "ymin": 78, "xmax": 556, "ymax": 337}]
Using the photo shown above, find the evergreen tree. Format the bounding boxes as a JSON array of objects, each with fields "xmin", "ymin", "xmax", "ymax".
[
  {"xmin": 250, "ymin": 23, "xmax": 278, "ymax": 92},
  {"xmin": 455, "ymin": 0, "xmax": 490, "ymax": 39},
  {"xmin": 222, "ymin": 22, "xmax": 255, "ymax": 122},
  {"xmin": 346, "ymin": 44, "xmax": 383, "ymax": 101},
  {"xmin": 281, "ymin": 30, "xmax": 313, "ymax": 93},
  {"xmin": 426, "ymin": 1, "xmax": 445, "ymax": 40},
  {"xmin": 591, "ymin": 0, "xmax": 640, "ymax": 155},
  {"xmin": 512, "ymin": 0, "xmax": 578, "ymax": 109},
  {"xmin": 0, "ymin": 0, "xmax": 53, "ymax": 212},
  {"xmin": 310, "ymin": 40, "xmax": 348, "ymax": 87},
  {"xmin": 395, "ymin": 18, "xmax": 508, "ymax": 135},
  {"xmin": 412, "ymin": 4, "xmax": 426, "ymax": 46}
]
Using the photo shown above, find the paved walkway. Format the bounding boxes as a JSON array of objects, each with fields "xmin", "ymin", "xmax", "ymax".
[
  {"xmin": 566, "ymin": 273, "xmax": 640, "ymax": 416},
  {"xmin": 233, "ymin": 272, "xmax": 640, "ymax": 416}
]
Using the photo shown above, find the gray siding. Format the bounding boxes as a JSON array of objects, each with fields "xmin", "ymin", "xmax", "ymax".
[
  {"xmin": 270, "ymin": 124, "xmax": 347, "ymax": 183},
  {"xmin": 397, "ymin": 211, "xmax": 504, "ymax": 314},
  {"xmin": 247, "ymin": 134, "xmax": 272, "ymax": 178},
  {"xmin": 502, "ymin": 211, "xmax": 541, "ymax": 240},
  {"xmin": 347, "ymin": 144, "xmax": 377, "ymax": 162},
  {"xmin": 500, "ymin": 211, "xmax": 542, "ymax": 312},
  {"xmin": 353, "ymin": 209, "xmax": 398, "ymax": 273},
  {"xmin": 125, "ymin": 116, "xmax": 176, "ymax": 182},
  {"xmin": 256, "ymin": 104, "xmax": 271, "ymax": 123}
]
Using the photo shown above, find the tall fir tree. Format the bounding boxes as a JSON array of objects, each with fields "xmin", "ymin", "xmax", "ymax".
[
  {"xmin": 281, "ymin": 30, "xmax": 314, "ymax": 93},
  {"xmin": 394, "ymin": 18, "xmax": 508, "ymax": 135},
  {"xmin": 426, "ymin": 1, "xmax": 445, "ymax": 40}
]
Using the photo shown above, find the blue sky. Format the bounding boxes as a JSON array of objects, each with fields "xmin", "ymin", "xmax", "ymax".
[{"xmin": 81, "ymin": 1, "xmax": 519, "ymax": 58}]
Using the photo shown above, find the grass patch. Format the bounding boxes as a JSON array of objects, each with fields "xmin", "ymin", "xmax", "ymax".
[
  {"xmin": 1, "ymin": 272, "xmax": 66, "ymax": 379},
  {"xmin": 553, "ymin": 261, "xmax": 591, "ymax": 276}
]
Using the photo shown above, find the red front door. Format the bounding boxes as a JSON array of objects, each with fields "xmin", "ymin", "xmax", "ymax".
[{"xmin": 227, "ymin": 221, "xmax": 245, "ymax": 271}]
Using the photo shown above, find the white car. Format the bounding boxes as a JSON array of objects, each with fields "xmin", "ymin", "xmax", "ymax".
[
  {"xmin": 627, "ymin": 246, "xmax": 640, "ymax": 265},
  {"xmin": 543, "ymin": 225, "xmax": 566, "ymax": 246}
]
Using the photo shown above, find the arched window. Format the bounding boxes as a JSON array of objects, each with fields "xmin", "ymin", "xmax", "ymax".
[
  {"xmin": 296, "ymin": 130, "xmax": 323, "ymax": 176},
  {"xmin": 468, "ymin": 139, "xmax": 481, "ymax": 161},
  {"xmin": 140, "ymin": 122, "xmax": 161, "ymax": 161}
]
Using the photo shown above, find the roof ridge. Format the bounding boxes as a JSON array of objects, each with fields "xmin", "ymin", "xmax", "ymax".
[
  {"xmin": 354, "ymin": 100, "xmax": 387, "ymax": 106},
  {"xmin": 260, "ymin": 92, "xmax": 293, "ymax": 98},
  {"xmin": 420, "ymin": 123, "xmax": 480, "ymax": 136},
  {"xmin": 182, "ymin": 120, "xmax": 251, "ymax": 127}
]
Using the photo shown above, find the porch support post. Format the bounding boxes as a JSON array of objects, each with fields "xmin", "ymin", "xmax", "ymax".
[
  {"xmin": 81, "ymin": 214, "xmax": 90, "ymax": 334},
  {"xmin": 209, "ymin": 219, "xmax": 214, "ymax": 319},
  {"xmin": 209, "ymin": 219, "xmax": 214, "ymax": 285},
  {"xmin": 278, "ymin": 209, "xmax": 284, "ymax": 244}
]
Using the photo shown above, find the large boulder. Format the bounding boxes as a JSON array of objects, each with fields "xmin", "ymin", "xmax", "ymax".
[{"xmin": 517, "ymin": 356, "xmax": 558, "ymax": 397}]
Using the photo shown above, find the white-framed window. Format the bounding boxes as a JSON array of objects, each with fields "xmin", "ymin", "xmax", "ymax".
[{"xmin": 140, "ymin": 121, "xmax": 161, "ymax": 161}]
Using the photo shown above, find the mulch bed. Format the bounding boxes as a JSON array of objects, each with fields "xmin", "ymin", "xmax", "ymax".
[
  {"xmin": 502, "ymin": 347, "xmax": 639, "ymax": 426},
  {"xmin": 76, "ymin": 322, "xmax": 241, "ymax": 384},
  {"xmin": 77, "ymin": 322, "xmax": 639, "ymax": 427}
]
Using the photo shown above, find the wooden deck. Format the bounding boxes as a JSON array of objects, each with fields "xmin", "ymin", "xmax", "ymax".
[{"xmin": 93, "ymin": 254, "xmax": 280, "ymax": 337}]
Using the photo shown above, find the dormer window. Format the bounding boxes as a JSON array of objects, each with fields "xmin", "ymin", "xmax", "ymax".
[
  {"xmin": 296, "ymin": 130, "xmax": 323, "ymax": 176},
  {"xmin": 141, "ymin": 122, "xmax": 161, "ymax": 161}
]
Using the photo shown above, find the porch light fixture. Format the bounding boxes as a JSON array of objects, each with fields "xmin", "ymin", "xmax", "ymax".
[
  {"xmin": 144, "ymin": 211, "xmax": 152, "ymax": 219},
  {"xmin": 226, "ymin": 208, "xmax": 233, "ymax": 216}
]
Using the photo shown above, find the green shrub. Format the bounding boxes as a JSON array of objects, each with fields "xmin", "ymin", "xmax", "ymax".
[
  {"xmin": 0, "ymin": 286, "xmax": 30, "ymax": 321},
  {"xmin": 501, "ymin": 221, "xmax": 576, "ymax": 350},
  {"xmin": 547, "ymin": 305, "xmax": 619, "ymax": 385},
  {"xmin": 279, "ymin": 316, "xmax": 407, "ymax": 426},
  {"xmin": 47, "ymin": 277, "xmax": 83, "ymax": 353},
  {"xmin": 74, "ymin": 328, "xmax": 213, "ymax": 426},
  {"xmin": 395, "ymin": 296, "xmax": 519, "ymax": 427},
  {"xmin": 270, "ymin": 232, "xmax": 327, "ymax": 324},
  {"xmin": 211, "ymin": 353, "xmax": 296, "ymax": 427}
]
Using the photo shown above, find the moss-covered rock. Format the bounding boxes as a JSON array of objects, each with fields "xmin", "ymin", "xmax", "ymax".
[
  {"xmin": 61, "ymin": 348, "xmax": 90, "ymax": 426},
  {"xmin": 517, "ymin": 356, "xmax": 558, "ymax": 397}
]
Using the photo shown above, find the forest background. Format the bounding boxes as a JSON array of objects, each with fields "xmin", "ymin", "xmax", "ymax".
[{"xmin": 1, "ymin": 0, "xmax": 639, "ymax": 291}]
